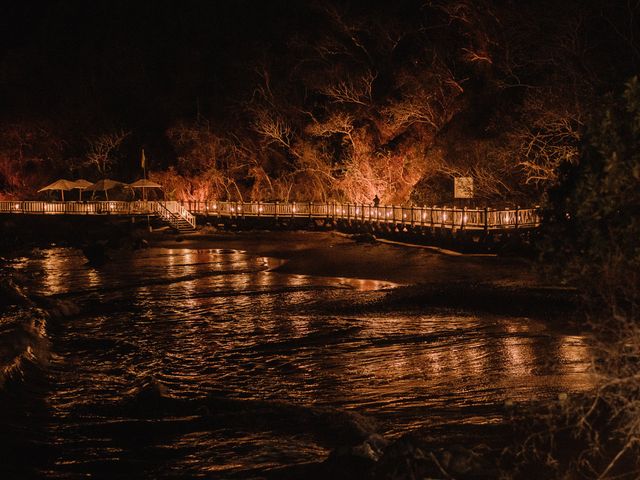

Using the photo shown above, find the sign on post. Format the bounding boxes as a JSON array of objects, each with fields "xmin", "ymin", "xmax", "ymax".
[{"xmin": 454, "ymin": 177, "xmax": 474, "ymax": 199}]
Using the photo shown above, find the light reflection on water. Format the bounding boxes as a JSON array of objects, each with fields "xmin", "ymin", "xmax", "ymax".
[{"xmin": 13, "ymin": 247, "xmax": 595, "ymax": 477}]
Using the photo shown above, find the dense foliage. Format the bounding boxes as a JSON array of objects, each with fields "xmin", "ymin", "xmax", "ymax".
[
  {"xmin": 543, "ymin": 77, "xmax": 640, "ymax": 313},
  {"xmin": 534, "ymin": 77, "xmax": 640, "ymax": 479}
]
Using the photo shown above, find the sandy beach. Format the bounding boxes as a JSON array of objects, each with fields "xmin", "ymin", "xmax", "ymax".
[{"xmin": 153, "ymin": 229, "xmax": 541, "ymax": 287}]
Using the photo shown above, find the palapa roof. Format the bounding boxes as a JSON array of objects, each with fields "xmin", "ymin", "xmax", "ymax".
[
  {"xmin": 71, "ymin": 179, "xmax": 94, "ymax": 189},
  {"xmin": 84, "ymin": 179, "xmax": 127, "ymax": 191},
  {"xmin": 38, "ymin": 179, "xmax": 78, "ymax": 192},
  {"xmin": 129, "ymin": 179, "xmax": 162, "ymax": 189}
]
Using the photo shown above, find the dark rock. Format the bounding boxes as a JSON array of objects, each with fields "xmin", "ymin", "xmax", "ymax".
[
  {"xmin": 352, "ymin": 233, "xmax": 377, "ymax": 244},
  {"xmin": 0, "ymin": 278, "xmax": 32, "ymax": 307},
  {"xmin": 133, "ymin": 238, "xmax": 149, "ymax": 250}
]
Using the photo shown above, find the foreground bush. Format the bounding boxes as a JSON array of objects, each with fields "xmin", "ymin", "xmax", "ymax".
[{"xmin": 530, "ymin": 78, "xmax": 640, "ymax": 478}]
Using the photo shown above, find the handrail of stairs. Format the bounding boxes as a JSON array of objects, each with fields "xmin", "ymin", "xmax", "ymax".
[
  {"xmin": 151, "ymin": 201, "xmax": 196, "ymax": 230},
  {"xmin": 168, "ymin": 202, "xmax": 196, "ymax": 229},
  {"xmin": 152, "ymin": 201, "xmax": 180, "ymax": 229}
]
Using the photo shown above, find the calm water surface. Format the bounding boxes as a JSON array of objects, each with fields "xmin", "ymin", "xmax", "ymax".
[{"xmin": 2, "ymin": 246, "xmax": 594, "ymax": 478}]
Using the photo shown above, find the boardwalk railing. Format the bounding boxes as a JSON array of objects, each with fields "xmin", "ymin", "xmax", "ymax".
[
  {"xmin": 0, "ymin": 200, "xmax": 540, "ymax": 230},
  {"xmin": 178, "ymin": 201, "xmax": 540, "ymax": 230},
  {"xmin": 0, "ymin": 200, "xmax": 156, "ymax": 215}
]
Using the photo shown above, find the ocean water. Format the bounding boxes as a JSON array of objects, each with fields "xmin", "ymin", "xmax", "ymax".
[{"xmin": 0, "ymin": 246, "xmax": 594, "ymax": 478}]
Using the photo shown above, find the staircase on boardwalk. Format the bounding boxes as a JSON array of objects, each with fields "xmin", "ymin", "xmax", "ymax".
[{"xmin": 152, "ymin": 201, "xmax": 196, "ymax": 232}]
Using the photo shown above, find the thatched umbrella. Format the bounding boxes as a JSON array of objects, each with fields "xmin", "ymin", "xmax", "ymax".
[
  {"xmin": 71, "ymin": 179, "xmax": 93, "ymax": 201},
  {"xmin": 129, "ymin": 178, "xmax": 163, "ymax": 201},
  {"xmin": 38, "ymin": 179, "xmax": 77, "ymax": 201},
  {"xmin": 84, "ymin": 179, "xmax": 127, "ymax": 201}
]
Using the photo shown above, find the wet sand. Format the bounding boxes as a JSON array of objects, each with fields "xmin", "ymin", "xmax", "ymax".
[{"xmin": 153, "ymin": 230, "xmax": 542, "ymax": 288}]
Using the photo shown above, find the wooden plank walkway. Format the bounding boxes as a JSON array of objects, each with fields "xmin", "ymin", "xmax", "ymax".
[{"xmin": 0, "ymin": 200, "xmax": 540, "ymax": 231}]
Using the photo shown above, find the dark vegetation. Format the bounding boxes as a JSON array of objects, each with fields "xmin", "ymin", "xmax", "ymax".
[
  {"xmin": 521, "ymin": 77, "xmax": 640, "ymax": 479},
  {"xmin": 1, "ymin": 0, "xmax": 637, "ymax": 205}
]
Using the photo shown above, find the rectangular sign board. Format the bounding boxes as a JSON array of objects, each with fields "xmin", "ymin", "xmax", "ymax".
[{"xmin": 454, "ymin": 177, "xmax": 474, "ymax": 199}]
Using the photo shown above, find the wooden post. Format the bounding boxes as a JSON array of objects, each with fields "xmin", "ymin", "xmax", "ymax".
[
  {"xmin": 292, "ymin": 201, "xmax": 296, "ymax": 218},
  {"xmin": 484, "ymin": 207, "xmax": 489, "ymax": 232},
  {"xmin": 308, "ymin": 201, "xmax": 312, "ymax": 220},
  {"xmin": 461, "ymin": 206, "xmax": 466, "ymax": 230},
  {"xmin": 275, "ymin": 201, "xmax": 279, "ymax": 220},
  {"xmin": 411, "ymin": 205, "xmax": 415, "ymax": 227},
  {"xmin": 430, "ymin": 206, "xmax": 434, "ymax": 228},
  {"xmin": 515, "ymin": 206, "xmax": 519, "ymax": 229}
]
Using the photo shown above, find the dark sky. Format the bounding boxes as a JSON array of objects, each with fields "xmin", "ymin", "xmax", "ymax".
[{"xmin": 1, "ymin": 1, "xmax": 324, "ymax": 127}]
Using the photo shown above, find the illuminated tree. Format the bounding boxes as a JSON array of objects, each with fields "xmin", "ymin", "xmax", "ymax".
[
  {"xmin": 164, "ymin": 121, "xmax": 246, "ymax": 201},
  {"xmin": 86, "ymin": 130, "xmax": 130, "ymax": 177},
  {"xmin": 0, "ymin": 122, "xmax": 65, "ymax": 199}
]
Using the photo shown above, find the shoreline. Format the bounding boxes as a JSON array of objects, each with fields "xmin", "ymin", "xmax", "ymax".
[
  {"xmin": 1, "ymin": 227, "xmax": 579, "ymax": 329},
  {"xmin": 152, "ymin": 229, "xmax": 543, "ymax": 288},
  {"xmin": 151, "ymin": 230, "xmax": 581, "ymax": 331}
]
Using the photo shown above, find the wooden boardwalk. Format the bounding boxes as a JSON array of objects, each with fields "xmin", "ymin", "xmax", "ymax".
[{"xmin": 0, "ymin": 200, "xmax": 539, "ymax": 232}]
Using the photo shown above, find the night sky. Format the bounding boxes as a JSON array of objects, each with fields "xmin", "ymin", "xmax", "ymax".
[
  {"xmin": 3, "ymin": 0, "xmax": 636, "ymax": 123},
  {"xmin": 3, "ymin": 1, "xmax": 329, "ymax": 126}
]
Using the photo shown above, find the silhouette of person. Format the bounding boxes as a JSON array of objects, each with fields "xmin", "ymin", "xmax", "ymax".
[{"xmin": 373, "ymin": 194, "xmax": 380, "ymax": 207}]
